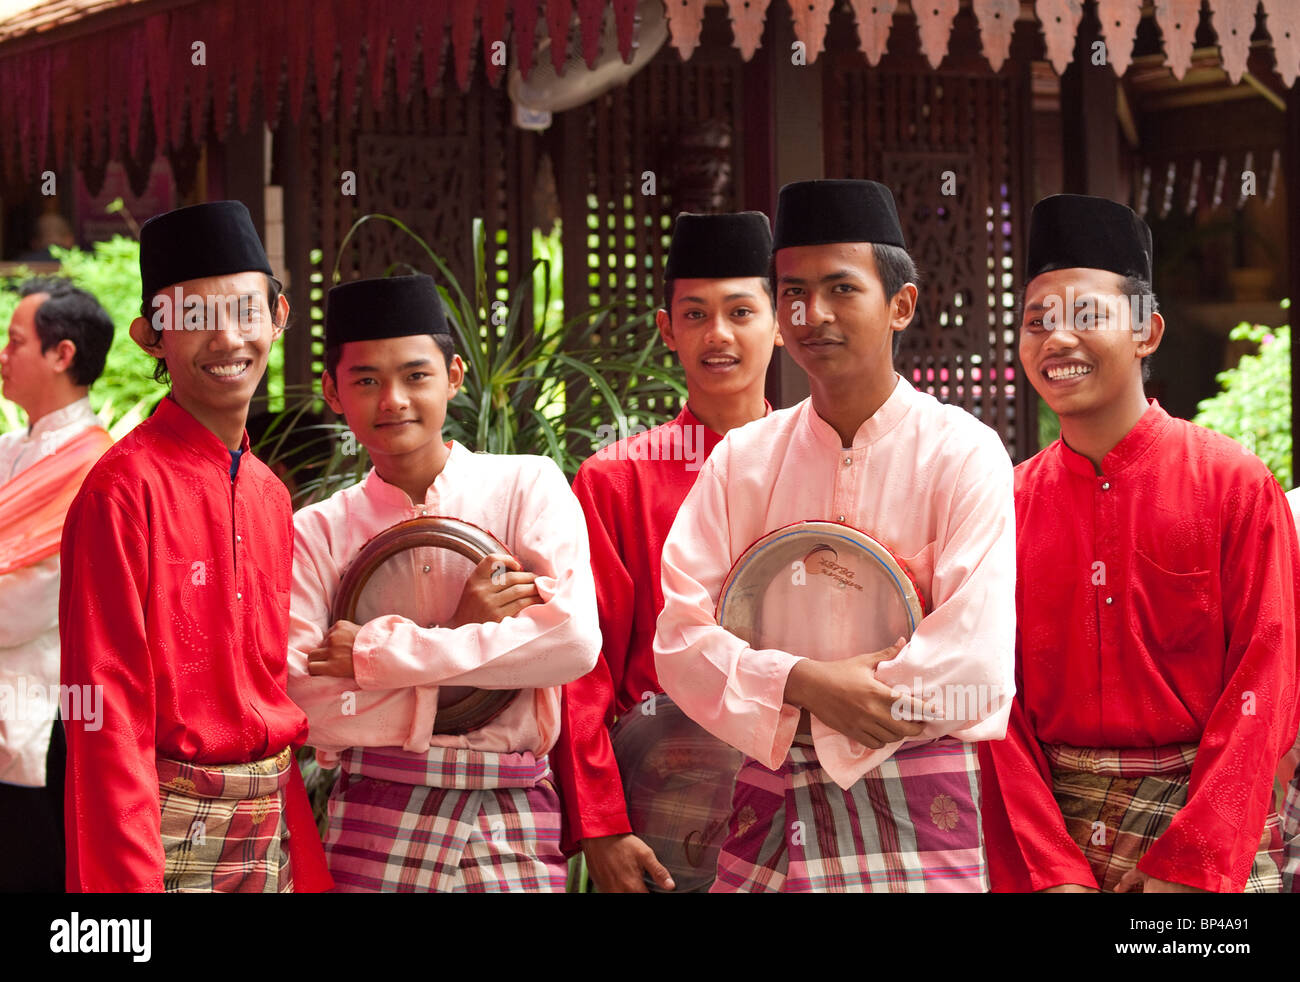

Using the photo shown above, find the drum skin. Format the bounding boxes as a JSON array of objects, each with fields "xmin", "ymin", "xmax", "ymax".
[{"xmin": 716, "ymin": 519, "xmax": 925, "ymax": 658}]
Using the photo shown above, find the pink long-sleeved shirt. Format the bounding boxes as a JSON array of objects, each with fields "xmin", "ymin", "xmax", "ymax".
[
  {"xmin": 287, "ymin": 443, "xmax": 600, "ymax": 766},
  {"xmin": 653, "ymin": 376, "xmax": 1016, "ymax": 789}
]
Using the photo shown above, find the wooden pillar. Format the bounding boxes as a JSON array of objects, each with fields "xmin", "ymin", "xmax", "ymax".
[
  {"xmin": 209, "ymin": 110, "xmax": 274, "ymax": 400},
  {"xmin": 212, "ymin": 111, "xmax": 267, "ymax": 232},
  {"xmin": 276, "ymin": 112, "xmax": 315, "ymax": 395},
  {"xmin": 1059, "ymin": 1, "xmax": 1121, "ymax": 199},
  {"xmin": 556, "ymin": 106, "xmax": 590, "ymax": 332},
  {"xmin": 752, "ymin": 12, "xmax": 824, "ymax": 409},
  {"xmin": 1288, "ymin": 85, "xmax": 1300, "ymax": 460}
]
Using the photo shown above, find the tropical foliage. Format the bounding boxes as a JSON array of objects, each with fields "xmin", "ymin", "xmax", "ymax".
[{"xmin": 1194, "ymin": 305, "xmax": 1292, "ymax": 488}]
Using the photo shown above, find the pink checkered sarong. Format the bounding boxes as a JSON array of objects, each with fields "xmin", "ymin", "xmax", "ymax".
[
  {"xmin": 712, "ymin": 735, "xmax": 986, "ymax": 893},
  {"xmin": 323, "ymin": 745, "xmax": 567, "ymax": 893}
]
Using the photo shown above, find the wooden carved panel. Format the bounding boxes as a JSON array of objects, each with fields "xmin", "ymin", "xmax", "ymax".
[
  {"xmin": 666, "ymin": 0, "xmax": 709, "ymax": 61},
  {"xmin": 914, "ymin": 0, "xmax": 961, "ymax": 70},
  {"xmin": 726, "ymin": 0, "xmax": 773, "ymax": 61},
  {"xmin": 849, "ymin": 0, "xmax": 899, "ymax": 67},
  {"xmin": 826, "ymin": 57, "xmax": 1034, "ymax": 460},
  {"xmin": 972, "ymin": 0, "xmax": 1020, "ymax": 72},
  {"xmin": 791, "ymin": 0, "xmax": 837, "ymax": 63},
  {"xmin": 1265, "ymin": 0, "xmax": 1300, "ymax": 88},
  {"xmin": 1215, "ymin": 0, "xmax": 1258, "ymax": 83},
  {"xmin": 1096, "ymin": 0, "xmax": 1143, "ymax": 78},
  {"xmin": 1036, "ymin": 0, "xmax": 1085, "ymax": 76},
  {"xmin": 355, "ymin": 134, "xmax": 474, "ymax": 284},
  {"xmin": 881, "ymin": 151, "xmax": 983, "ymax": 355},
  {"xmin": 1155, "ymin": 0, "xmax": 1200, "ymax": 79}
]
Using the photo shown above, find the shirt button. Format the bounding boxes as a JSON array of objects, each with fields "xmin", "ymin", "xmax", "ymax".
[
  {"xmin": 236, "ymin": 592, "xmax": 243, "ymax": 600},
  {"xmin": 843, "ymin": 457, "xmax": 851, "ymax": 467},
  {"xmin": 837, "ymin": 514, "xmax": 846, "ymax": 522},
  {"xmin": 419, "ymin": 509, "xmax": 427, "ymax": 516},
  {"xmin": 236, "ymin": 534, "xmax": 242, "ymax": 543},
  {"xmin": 1105, "ymin": 596, "xmax": 1113, "ymax": 605},
  {"xmin": 423, "ymin": 565, "xmax": 431, "ymax": 573},
  {"xmin": 1101, "ymin": 481, "xmax": 1111, "ymax": 491}
]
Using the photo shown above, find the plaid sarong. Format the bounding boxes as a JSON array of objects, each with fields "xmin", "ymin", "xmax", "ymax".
[
  {"xmin": 1046, "ymin": 743, "xmax": 1283, "ymax": 893},
  {"xmin": 1282, "ymin": 734, "xmax": 1300, "ymax": 894},
  {"xmin": 712, "ymin": 736, "xmax": 986, "ymax": 892},
  {"xmin": 157, "ymin": 747, "xmax": 294, "ymax": 893},
  {"xmin": 324, "ymin": 745, "xmax": 567, "ymax": 892}
]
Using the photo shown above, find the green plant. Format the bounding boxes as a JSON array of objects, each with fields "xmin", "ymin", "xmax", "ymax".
[
  {"xmin": 1038, "ymin": 397, "xmax": 1061, "ymax": 451},
  {"xmin": 1193, "ymin": 303, "xmax": 1292, "ymax": 488},
  {"xmin": 0, "ymin": 235, "xmax": 159, "ymax": 435},
  {"xmin": 249, "ymin": 383, "xmax": 371, "ymax": 509},
  {"xmin": 332, "ymin": 214, "xmax": 686, "ymax": 476}
]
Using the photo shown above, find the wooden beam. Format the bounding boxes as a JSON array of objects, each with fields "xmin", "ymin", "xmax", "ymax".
[
  {"xmin": 1288, "ymin": 85, "xmax": 1300, "ymax": 468},
  {"xmin": 767, "ymin": 10, "xmax": 824, "ymax": 409},
  {"xmin": 1060, "ymin": 2, "xmax": 1122, "ymax": 200}
]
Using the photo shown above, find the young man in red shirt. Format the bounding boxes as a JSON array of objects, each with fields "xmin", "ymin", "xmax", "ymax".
[{"xmin": 59, "ymin": 201, "xmax": 330, "ymax": 892}]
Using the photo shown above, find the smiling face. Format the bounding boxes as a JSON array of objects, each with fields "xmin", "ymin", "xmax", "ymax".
[
  {"xmin": 774, "ymin": 242, "xmax": 915, "ymax": 388},
  {"xmin": 1020, "ymin": 267, "xmax": 1163, "ymax": 419},
  {"xmin": 657, "ymin": 276, "xmax": 780, "ymax": 400},
  {"xmin": 130, "ymin": 270, "xmax": 285, "ymax": 423},
  {"xmin": 322, "ymin": 334, "xmax": 463, "ymax": 469}
]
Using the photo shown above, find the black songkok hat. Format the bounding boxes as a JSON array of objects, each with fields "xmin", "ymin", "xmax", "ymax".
[
  {"xmin": 325, "ymin": 274, "xmax": 449, "ymax": 350},
  {"xmin": 139, "ymin": 201, "xmax": 273, "ymax": 296},
  {"xmin": 663, "ymin": 212, "xmax": 772, "ymax": 280},
  {"xmin": 772, "ymin": 179, "xmax": 906, "ymax": 251},
  {"xmin": 1026, "ymin": 194, "xmax": 1153, "ymax": 284}
]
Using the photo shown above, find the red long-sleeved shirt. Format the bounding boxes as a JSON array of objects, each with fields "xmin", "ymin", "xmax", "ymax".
[
  {"xmin": 549, "ymin": 406, "xmax": 725, "ymax": 851},
  {"xmin": 979, "ymin": 402, "xmax": 1300, "ymax": 892},
  {"xmin": 59, "ymin": 396, "xmax": 329, "ymax": 892}
]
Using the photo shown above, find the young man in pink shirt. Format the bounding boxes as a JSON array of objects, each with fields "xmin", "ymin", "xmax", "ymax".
[
  {"xmin": 287, "ymin": 274, "xmax": 600, "ymax": 892},
  {"xmin": 654, "ymin": 179, "xmax": 1016, "ymax": 892}
]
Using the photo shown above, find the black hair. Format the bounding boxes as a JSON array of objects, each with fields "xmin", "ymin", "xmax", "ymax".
[
  {"xmin": 323, "ymin": 333, "xmax": 456, "ymax": 379},
  {"xmin": 662, "ymin": 277, "xmax": 776, "ymax": 316},
  {"xmin": 871, "ymin": 243, "xmax": 920, "ymax": 360},
  {"xmin": 139, "ymin": 274, "xmax": 283, "ymax": 384},
  {"xmin": 18, "ymin": 277, "xmax": 114, "ymax": 386},
  {"xmin": 1120, "ymin": 275, "xmax": 1158, "ymax": 383}
]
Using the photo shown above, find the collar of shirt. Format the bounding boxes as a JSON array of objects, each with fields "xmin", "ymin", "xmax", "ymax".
[
  {"xmin": 804, "ymin": 373, "xmax": 914, "ymax": 451},
  {"xmin": 360, "ymin": 440, "xmax": 463, "ymax": 511},
  {"xmin": 2, "ymin": 396, "xmax": 100, "ymax": 482},
  {"xmin": 1057, "ymin": 399, "xmax": 1171, "ymax": 479},
  {"xmin": 26, "ymin": 395, "xmax": 98, "ymax": 443},
  {"xmin": 152, "ymin": 394, "xmax": 252, "ymax": 473}
]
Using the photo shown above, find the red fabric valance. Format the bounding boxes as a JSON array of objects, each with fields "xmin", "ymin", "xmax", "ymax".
[{"xmin": 0, "ymin": 0, "xmax": 1295, "ymax": 179}]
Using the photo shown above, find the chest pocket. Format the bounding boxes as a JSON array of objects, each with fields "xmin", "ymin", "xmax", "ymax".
[{"xmin": 1128, "ymin": 547, "xmax": 1216, "ymax": 656}]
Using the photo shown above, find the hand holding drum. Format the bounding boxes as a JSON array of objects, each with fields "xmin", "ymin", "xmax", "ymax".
[{"xmin": 444, "ymin": 553, "xmax": 541, "ymax": 628}]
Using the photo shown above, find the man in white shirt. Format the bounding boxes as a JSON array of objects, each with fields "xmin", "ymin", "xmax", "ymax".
[{"xmin": 0, "ymin": 278, "xmax": 114, "ymax": 891}]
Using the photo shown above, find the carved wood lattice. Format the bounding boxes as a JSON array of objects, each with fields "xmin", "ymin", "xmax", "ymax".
[{"xmin": 826, "ymin": 62, "xmax": 1035, "ymax": 460}]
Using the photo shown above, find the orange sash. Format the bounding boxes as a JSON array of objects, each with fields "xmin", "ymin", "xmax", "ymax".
[{"xmin": 0, "ymin": 425, "xmax": 113, "ymax": 575}]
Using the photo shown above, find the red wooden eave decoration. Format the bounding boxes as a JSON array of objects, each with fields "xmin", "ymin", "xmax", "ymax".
[{"xmin": 0, "ymin": 0, "xmax": 1296, "ymax": 181}]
